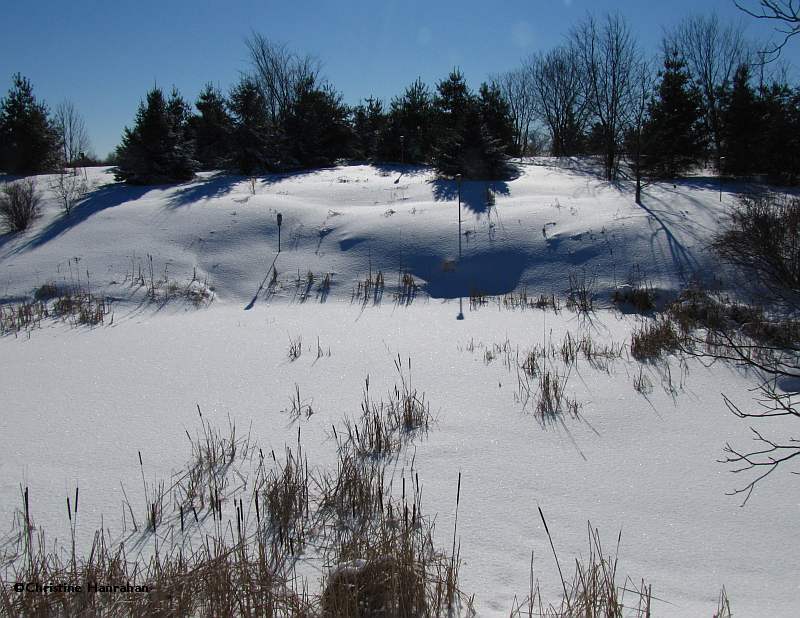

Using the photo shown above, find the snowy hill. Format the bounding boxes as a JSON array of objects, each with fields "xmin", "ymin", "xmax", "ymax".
[
  {"xmin": 1, "ymin": 161, "xmax": 798, "ymax": 617},
  {"xmin": 0, "ymin": 159, "xmax": 730, "ymax": 306}
]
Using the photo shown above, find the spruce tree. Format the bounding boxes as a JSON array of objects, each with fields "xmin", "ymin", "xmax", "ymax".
[
  {"xmin": 283, "ymin": 78, "xmax": 351, "ymax": 168},
  {"xmin": 114, "ymin": 87, "xmax": 197, "ymax": 184},
  {"xmin": 189, "ymin": 84, "xmax": 233, "ymax": 170},
  {"xmin": 383, "ymin": 79, "xmax": 435, "ymax": 163},
  {"xmin": 228, "ymin": 77, "xmax": 274, "ymax": 175},
  {"xmin": 432, "ymin": 69, "xmax": 473, "ymax": 175},
  {"xmin": 431, "ymin": 71, "xmax": 513, "ymax": 178},
  {"xmin": 478, "ymin": 82, "xmax": 515, "ymax": 156},
  {"xmin": 641, "ymin": 52, "xmax": 706, "ymax": 178},
  {"xmin": 351, "ymin": 97, "xmax": 387, "ymax": 161},
  {"xmin": 0, "ymin": 74, "xmax": 59, "ymax": 174},
  {"xmin": 720, "ymin": 64, "xmax": 760, "ymax": 177}
]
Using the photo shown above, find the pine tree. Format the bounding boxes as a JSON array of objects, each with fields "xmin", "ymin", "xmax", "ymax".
[
  {"xmin": 189, "ymin": 84, "xmax": 233, "ymax": 170},
  {"xmin": 283, "ymin": 78, "xmax": 351, "ymax": 168},
  {"xmin": 351, "ymin": 97, "xmax": 387, "ymax": 161},
  {"xmin": 432, "ymin": 69, "xmax": 473, "ymax": 175},
  {"xmin": 430, "ymin": 71, "xmax": 513, "ymax": 178},
  {"xmin": 720, "ymin": 64, "xmax": 760, "ymax": 177},
  {"xmin": 0, "ymin": 74, "xmax": 59, "ymax": 174},
  {"xmin": 478, "ymin": 82, "xmax": 515, "ymax": 155},
  {"xmin": 757, "ymin": 83, "xmax": 800, "ymax": 185},
  {"xmin": 383, "ymin": 79, "xmax": 435, "ymax": 163},
  {"xmin": 228, "ymin": 77, "xmax": 274, "ymax": 175},
  {"xmin": 641, "ymin": 52, "xmax": 706, "ymax": 178},
  {"xmin": 114, "ymin": 87, "xmax": 197, "ymax": 184}
]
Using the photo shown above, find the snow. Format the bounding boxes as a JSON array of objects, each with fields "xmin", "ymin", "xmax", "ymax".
[{"xmin": 1, "ymin": 161, "xmax": 798, "ymax": 616}]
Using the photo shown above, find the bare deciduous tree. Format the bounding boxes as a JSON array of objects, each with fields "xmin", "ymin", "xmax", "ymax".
[
  {"xmin": 667, "ymin": 14, "xmax": 750, "ymax": 166},
  {"xmin": 528, "ymin": 45, "xmax": 589, "ymax": 158},
  {"xmin": 245, "ymin": 32, "xmax": 321, "ymax": 124},
  {"xmin": 572, "ymin": 13, "xmax": 639, "ymax": 181},
  {"xmin": 51, "ymin": 100, "xmax": 89, "ymax": 215},
  {"xmin": 735, "ymin": 1, "xmax": 800, "ymax": 60},
  {"xmin": 493, "ymin": 67, "xmax": 536, "ymax": 156},
  {"xmin": 627, "ymin": 59, "xmax": 655, "ymax": 205},
  {"xmin": 54, "ymin": 100, "xmax": 90, "ymax": 168}
]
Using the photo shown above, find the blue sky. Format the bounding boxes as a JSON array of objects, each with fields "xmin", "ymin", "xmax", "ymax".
[{"xmin": 2, "ymin": 0, "xmax": 797, "ymax": 157}]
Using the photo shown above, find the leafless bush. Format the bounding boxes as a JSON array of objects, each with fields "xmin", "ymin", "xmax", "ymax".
[
  {"xmin": 51, "ymin": 169, "xmax": 87, "ymax": 215},
  {"xmin": 715, "ymin": 192, "xmax": 800, "ymax": 294},
  {"xmin": 0, "ymin": 179, "xmax": 40, "ymax": 232}
]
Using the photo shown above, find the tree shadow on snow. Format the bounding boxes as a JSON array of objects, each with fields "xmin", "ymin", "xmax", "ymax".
[
  {"xmin": 15, "ymin": 183, "xmax": 153, "ymax": 252},
  {"xmin": 165, "ymin": 173, "xmax": 240, "ymax": 208},
  {"xmin": 429, "ymin": 178, "xmax": 511, "ymax": 215},
  {"xmin": 370, "ymin": 162, "xmax": 431, "ymax": 181},
  {"xmin": 409, "ymin": 250, "xmax": 530, "ymax": 299}
]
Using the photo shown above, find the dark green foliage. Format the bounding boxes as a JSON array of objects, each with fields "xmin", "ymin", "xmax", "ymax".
[
  {"xmin": 478, "ymin": 82, "xmax": 515, "ymax": 157},
  {"xmin": 283, "ymin": 78, "xmax": 352, "ymax": 168},
  {"xmin": 641, "ymin": 52, "xmax": 706, "ymax": 178},
  {"xmin": 0, "ymin": 74, "xmax": 59, "ymax": 174},
  {"xmin": 228, "ymin": 77, "xmax": 274, "ymax": 175},
  {"xmin": 383, "ymin": 79, "xmax": 435, "ymax": 163},
  {"xmin": 351, "ymin": 97, "xmax": 387, "ymax": 161},
  {"xmin": 188, "ymin": 84, "xmax": 233, "ymax": 171},
  {"xmin": 114, "ymin": 87, "xmax": 197, "ymax": 184},
  {"xmin": 431, "ymin": 70, "xmax": 513, "ymax": 179},
  {"xmin": 720, "ymin": 65, "xmax": 760, "ymax": 177},
  {"xmin": 756, "ymin": 83, "xmax": 800, "ymax": 184}
]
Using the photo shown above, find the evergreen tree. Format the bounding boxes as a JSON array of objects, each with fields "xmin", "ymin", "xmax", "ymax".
[
  {"xmin": 351, "ymin": 97, "xmax": 387, "ymax": 161},
  {"xmin": 641, "ymin": 52, "xmax": 706, "ymax": 178},
  {"xmin": 228, "ymin": 77, "xmax": 274, "ymax": 175},
  {"xmin": 431, "ymin": 71, "xmax": 512, "ymax": 178},
  {"xmin": 189, "ymin": 84, "xmax": 233, "ymax": 170},
  {"xmin": 0, "ymin": 74, "xmax": 59, "ymax": 174},
  {"xmin": 383, "ymin": 79, "xmax": 435, "ymax": 163},
  {"xmin": 283, "ymin": 78, "xmax": 351, "ymax": 168},
  {"xmin": 432, "ymin": 69, "xmax": 472, "ymax": 172},
  {"xmin": 720, "ymin": 64, "xmax": 760, "ymax": 176},
  {"xmin": 478, "ymin": 82, "xmax": 515, "ymax": 156},
  {"xmin": 114, "ymin": 87, "xmax": 197, "ymax": 184},
  {"xmin": 757, "ymin": 83, "xmax": 800, "ymax": 185}
]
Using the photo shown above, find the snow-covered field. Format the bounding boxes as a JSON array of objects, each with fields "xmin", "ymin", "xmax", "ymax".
[{"xmin": 2, "ymin": 161, "xmax": 798, "ymax": 616}]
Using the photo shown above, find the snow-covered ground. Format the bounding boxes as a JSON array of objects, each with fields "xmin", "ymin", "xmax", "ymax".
[{"xmin": 2, "ymin": 161, "xmax": 798, "ymax": 616}]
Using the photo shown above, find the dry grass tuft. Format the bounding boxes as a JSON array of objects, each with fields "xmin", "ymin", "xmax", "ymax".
[
  {"xmin": 566, "ymin": 272, "xmax": 595, "ymax": 313},
  {"xmin": 510, "ymin": 516, "xmax": 653, "ymax": 618},
  {"xmin": 630, "ymin": 317, "xmax": 684, "ymax": 360}
]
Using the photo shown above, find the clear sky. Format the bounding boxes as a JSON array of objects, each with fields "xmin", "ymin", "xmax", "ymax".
[{"xmin": 2, "ymin": 0, "xmax": 797, "ymax": 158}]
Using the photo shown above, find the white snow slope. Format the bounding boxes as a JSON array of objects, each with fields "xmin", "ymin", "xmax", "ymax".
[{"xmin": 1, "ymin": 160, "xmax": 798, "ymax": 616}]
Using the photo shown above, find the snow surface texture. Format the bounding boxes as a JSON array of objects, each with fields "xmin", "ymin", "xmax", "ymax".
[
  {"xmin": 1, "ymin": 161, "xmax": 798, "ymax": 616},
  {"xmin": 0, "ymin": 160, "xmax": 732, "ymax": 304}
]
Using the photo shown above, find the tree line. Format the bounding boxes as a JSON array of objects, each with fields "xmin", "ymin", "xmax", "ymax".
[{"xmin": 1, "ymin": 11, "xmax": 799, "ymax": 188}]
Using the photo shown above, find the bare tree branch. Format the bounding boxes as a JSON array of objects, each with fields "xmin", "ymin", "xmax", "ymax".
[
  {"xmin": 734, "ymin": 1, "xmax": 800, "ymax": 60},
  {"xmin": 53, "ymin": 100, "xmax": 90, "ymax": 168},
  {"xmin": 245, "ymin": 32, "xmax": 321, "ymax": 124}
]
